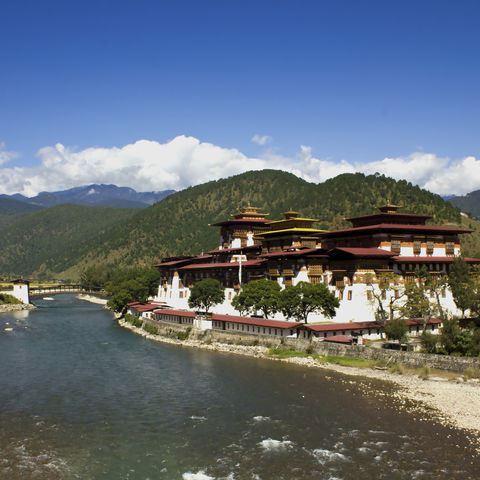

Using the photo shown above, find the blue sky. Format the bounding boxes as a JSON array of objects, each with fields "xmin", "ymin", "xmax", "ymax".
[{"xmin": 1, "ymin": 1, "xmax": 480, "ymax": 196}]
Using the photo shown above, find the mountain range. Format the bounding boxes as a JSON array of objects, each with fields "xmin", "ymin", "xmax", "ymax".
[
  {"xmin": 0, "ymin": 170, "xmax": 479, "ymax": 279},
  {"xmin": 2, "ymin": 184, "xmax": 174, "ymax": 209}
]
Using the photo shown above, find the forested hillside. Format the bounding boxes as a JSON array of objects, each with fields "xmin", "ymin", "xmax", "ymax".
[
  {"xmin": 1, "ymin": 170, "xmax": 477, "ymax": 279},
  {"xmin": 448, "ymin": 189, "xmax": 480, "ymax": 219},
  {"xmin": 61, "ymin": 170, "xmax": 468, "ymax": 277},
  {"xmin": 0, "ymin": 196, "xmax": 42, "ymax": 231},
  {"xmin": 0, "ymin": 204, "xmax": 137, "ymax": 277}
]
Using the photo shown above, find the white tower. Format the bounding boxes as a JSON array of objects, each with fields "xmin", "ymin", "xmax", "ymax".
[{"xmin": 13, "ymin": 280, "xmax": 30, "ymax": 304}]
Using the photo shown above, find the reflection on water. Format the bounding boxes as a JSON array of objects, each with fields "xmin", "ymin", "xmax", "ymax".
[{"xmin": 0, "ymin": 294, "xmax": 478, "ymax": 479}]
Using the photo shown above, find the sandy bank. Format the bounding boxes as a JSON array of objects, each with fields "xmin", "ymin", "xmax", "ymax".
[
  {"xmin": 76, "ymin": 294, "xmax": 108, "ymax": 305},
  {"xmin": 118, "ymin": 319, "xmax": 480, "ymax": 450}
]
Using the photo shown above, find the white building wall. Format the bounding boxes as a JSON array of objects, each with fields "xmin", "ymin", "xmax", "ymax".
[
  {"xmin": 12, "ymin": 284, "xmax": 29, "ymax": 304},
  {"xmin": 153, "ymin": 269, "xmax": 464, "ymax": 323}
]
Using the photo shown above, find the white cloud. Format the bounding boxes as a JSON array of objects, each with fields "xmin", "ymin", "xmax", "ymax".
[
  {"xmin": 0, "ymin": 142, "xmax": 19, "ymax": 166},
  {"xmin": 0, "ymin": 135, "xmax": 478, "ymax": 197},
  {"xmin": 251, "ymin": 134, "xmax": 272, "ymax": 146},
  {"xmin": 0, "ymin": 136, "xmax": 267, "ymax": 196},
  {"xmin": 280, "ymin": 148, "xmax": 478, "ymax": 196}
]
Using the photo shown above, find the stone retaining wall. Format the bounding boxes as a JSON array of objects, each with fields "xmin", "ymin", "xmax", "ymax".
[{"xmin": 138, "ymin": 318, "xmax": 480, "ymax": 373}]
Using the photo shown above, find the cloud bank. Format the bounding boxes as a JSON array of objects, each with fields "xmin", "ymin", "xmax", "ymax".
[{"xmin": 0, "ymin": 135, "xmax": 478, "ymax": 197}]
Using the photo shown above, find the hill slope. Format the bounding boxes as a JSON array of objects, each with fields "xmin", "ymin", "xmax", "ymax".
[
  {"xmin": 0, "ymin": 204, "xmax": 137, "ymax": 277},
  {"xmin": 1, "ymin": 170, "xmax": 477, "ymax": 278},
  {"xmin": 448, "ymin": 190, "xmax": 480, "ymax": 219},
  {"xmin": 62, "ymin": 170, "xmax": 468, "ymax": 275},
  {"xmin": 0, "ymin": 196, "xmax": 43, "ymax": 231}
]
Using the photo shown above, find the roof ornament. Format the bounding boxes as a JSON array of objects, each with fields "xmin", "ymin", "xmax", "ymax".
[{"xmin": 378, "ymin": 203, "xmax": 400, "ymax": 214}]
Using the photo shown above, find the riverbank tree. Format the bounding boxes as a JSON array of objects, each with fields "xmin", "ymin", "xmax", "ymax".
[
  {"xmin": 104, "ymin": 267, "xmax": 160, "ymax": 313},
  {"xmin": 188, "ymin": 279, "xmax": 225, "ymax": 313},
  {"xmin": 232, "ymin": 279, "xmax": 281, "ymax": 318},
  {"xmin": 279, "ymin": 281, "xmax": 339, "ymax": 323}
]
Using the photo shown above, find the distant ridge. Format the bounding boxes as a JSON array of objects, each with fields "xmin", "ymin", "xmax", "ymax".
[
  {"xmin": 2, "ymin": 184, "xmax": 175, "ymax": 209},
  {"xmin": 448, "ymin": 190, "xmax": 480, "ymax": 219}
]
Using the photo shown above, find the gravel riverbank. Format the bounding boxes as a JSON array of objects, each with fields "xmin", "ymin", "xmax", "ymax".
[
  {"xmin": 76, "ymin": 294, "xmax": 108, "ymax": 305},
  {"xmin": 118, "ymin": 319, "xmax": 480, "ymax": 452},
  {"xmin": 0, "ymin": 303, "xmax": 36, "ymax": 313}
]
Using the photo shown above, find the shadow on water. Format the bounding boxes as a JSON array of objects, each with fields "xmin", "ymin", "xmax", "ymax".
[{"xmin": 0, "ymin": 293, "xmax": 478, "ymax": 479}]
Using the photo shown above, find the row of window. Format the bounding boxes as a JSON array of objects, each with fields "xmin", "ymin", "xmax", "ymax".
[
  {"xmin": 392, "ymin": 240, "xmax": 455, "ymax": 255},
  {"xmin": 219, "ymin": 322, "xmax": 295, "ymax": 337}
]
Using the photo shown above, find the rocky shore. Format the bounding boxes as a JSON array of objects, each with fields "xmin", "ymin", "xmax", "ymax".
[
  {"xmin": 76, "ymin": 294, "xmax": 108, "ymax": 305},
  {"xmin": 0, "ymin": 303, "xmax": 36, "ymax": 313},
  {"xmin": 118, "ymin": 318, "xmax": 480, "ymax": 452}
]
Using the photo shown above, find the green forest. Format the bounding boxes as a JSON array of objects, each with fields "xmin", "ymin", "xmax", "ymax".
[{"xmin": 1, "ymin": 170, "xmax": 479, "ymax": 279}]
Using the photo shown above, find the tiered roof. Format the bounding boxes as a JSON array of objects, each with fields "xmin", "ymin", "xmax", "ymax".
[
  {"xmin": 259, "ymin": 210, "xmax": 326, "ymax": 237},
  {"xmin": 319, "ymin": 204, "xmax": 471, "ymax": 238},
  {"xmin": 211, "ymin": 204, "xmax": 270, "ymax": 227}
]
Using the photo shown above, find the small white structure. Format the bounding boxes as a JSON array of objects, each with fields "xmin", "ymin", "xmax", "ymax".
[{"xmin": 12, "ymin": 280, "xmax": 30, "ymax": 304}]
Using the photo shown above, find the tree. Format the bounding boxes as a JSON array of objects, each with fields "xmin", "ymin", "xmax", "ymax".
[
  {"xmin": 440, "ymin": 318, "xmax": 460, "ymax": 355},
  {"xmin": 231, "ymin": 279, "xmax": 281, "ymax": 318},
  {"xmin": 188, "ymin": 278, "xmax": 225, "ymax": 313},
  {"xmin": 279, "ymin": 281, "xmax": 339, "ymax": 323},
  {"xmin": 365, "ymin": 272, "xmax": 405, "ymax": 324},
  {"xmin": 105, "ymin": 267, "xmax": 161, "ymax": 313},
  {"xmin": 416, "ymin": 266, "xmax": 448, "ymax": 320},
  {"xmin": 448, "ymin": 258, "xmax": 477, "ymax": 318},
  {"xmin": 384, "ymin": 318, "xmax": 408, "ymax": 344},
  {"xmin": 400, "ymin": 282, "xmax": 436, "ymax": 332},
  {"xmin": 420, "ymin": 331, "xmax": 438, "ymax": 353},
  {"xmin": 80, "ymin": 264, "xmax": 111, "ymax": 290}
]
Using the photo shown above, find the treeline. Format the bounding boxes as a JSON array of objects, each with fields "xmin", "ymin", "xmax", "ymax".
[{"xmin": 80, "ymin": 264, "xmax": 160, "ymax": 313}]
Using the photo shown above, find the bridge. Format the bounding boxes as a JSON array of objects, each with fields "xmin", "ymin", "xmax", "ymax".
[{"xmin": 29, "ymin": 285, "xmax": 107, "ymax": 298}]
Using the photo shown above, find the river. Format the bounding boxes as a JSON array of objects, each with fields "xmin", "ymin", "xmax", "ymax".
[{"xmin": 0, "ymin": 294, "xmax": 478, "ymax": 479}]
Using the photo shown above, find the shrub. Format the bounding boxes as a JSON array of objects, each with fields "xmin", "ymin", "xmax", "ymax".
[
  {"xmin": 143, "ymin": 323, "xmax": 158, "ymax": 335},
  {"xmin": 463, "ymin": 367, "xmax": 480, "ymax": 380},
  {"xmin": 0, "ymin": 293, "xmax": 23, "ymax": 305},
  {"xmin": 420, "ymin": 331, "xmax": 438, "ymax": 354},
  {"xmin": 388, "ymin": 363, "xmax": 405, "ymax": 375},
  {"xmin": 419, "ymin": 365, "xmax": 431, "ymax": 380},
  {"xmin": 133, "ymin": 317, "xmax": 143, "ymax": 328},
  {"xmin": 177, "ymin": 327, "xmax": 192, "ymax": 341},
  {"xmin": 124, "ymin": 313, "xmax": 134, "ymax": 324}
]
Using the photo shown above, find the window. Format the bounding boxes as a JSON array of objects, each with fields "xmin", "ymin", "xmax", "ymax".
[
  {"xmin": 441, "ymin": 288, "xmax": 446, "ymax": 298},
  {"xmin": 338, "ymin": 290, "xmax": 343, "ymax": 300},
  {"xmin": 426, "ymin": 241, "xmax": 434, "ymax": 255},
  {"xmin": 391, "ymin": 239, "xmax": 401, "ymax": 253},
  {"xmin": 347, "ymin": 290, "xmax": 352, "ymax": 301},
  {"xmin": 413, "ymin": 240, "xmax": 421, "ymax": 255},
  {"xmin": 446, "ymin": 242, "xmax": 455, "ymax": 255},
  {"xmin": 381, "ymin": 290, "xmax": 386, "ymax": 300},
  {"xmin": 366, "ymin": 290, "xmax": 372, "ymax": 300}
]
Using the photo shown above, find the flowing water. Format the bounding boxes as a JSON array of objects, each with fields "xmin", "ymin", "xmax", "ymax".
[{"xmin": 0, "ymin": 294, "xmax": 478, "ymax": 479}]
